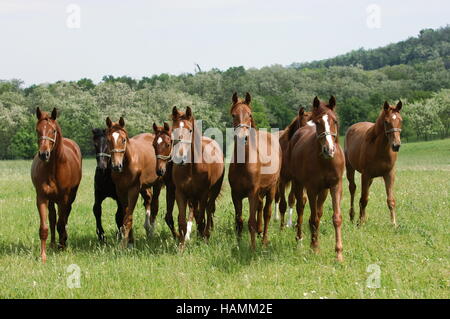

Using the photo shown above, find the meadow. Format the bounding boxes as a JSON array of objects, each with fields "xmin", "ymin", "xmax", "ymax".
[{"xmin": 0, "ymin": 139, "xmax": 449, "ymax": 299}]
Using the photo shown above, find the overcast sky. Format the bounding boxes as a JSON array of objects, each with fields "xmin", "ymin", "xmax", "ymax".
[{"xmin": 1, "ymin": 0, "xmax": 449, "ymax": 86}]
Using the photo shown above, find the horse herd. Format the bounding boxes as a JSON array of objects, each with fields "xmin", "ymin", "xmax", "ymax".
[{"xmin": 30, "ymin": 93, "xmax": 403, "ymax": 263}]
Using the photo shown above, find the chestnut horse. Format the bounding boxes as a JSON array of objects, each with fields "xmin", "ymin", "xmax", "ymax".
[
  {"xmin": 274, "ymin": 106, "xmax": 311, "ymax": 229},
  {"xmin": 105, "ymin": 117, "xmax": 162, "ymax": 247},
  {"xmin": 152, "ymin": 122, "xmax": 196, "ymax": 240},
  {"xmin": 228, "ymin": 93, "xmax": 281, "ymax": 249},
  {"xmin": 31, "ymin": 108, "xmax": 82, "ymax": 263},
  {"xmin": 288, "ymin": 96, "xmax": 345, "ymax": 261},
  {"xmin": 92, "ymin": 128, "xmax": 122, "ymax": 242},
  {"xmin": 345, "ymin": 101, "xmax": 403, "ymax": 226},
  {"xmin": 171, "ymin": 106, "xmax": 224, "ymax": 248}
]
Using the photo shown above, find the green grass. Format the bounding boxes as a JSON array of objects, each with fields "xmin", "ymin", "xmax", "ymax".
[{"xmin": 0, "ymin": 139, "xmax": 449, "ymax": 299}]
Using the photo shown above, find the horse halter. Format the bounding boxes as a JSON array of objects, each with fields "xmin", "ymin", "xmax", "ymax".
[
  {"xmin": 234, "ymin": 123, "xmax": 251, "ymax": 130},
  {"xmin": 38, "ymin": 126, "xmax": 57, "ymax": 151},
  {"xmin": 316, "ymin": 131, "xmax": 337, "ymax": 139},
  {"xmin": 110, "ymin": 140, "xmax": 127, "ymax": 154},
  {"xmin": 96, "ymin": 152, "xmax": 111, "ymax": 158},
  {"xmin": 385, "ymin": 127, "xmax": 402, "ymax": 134}
]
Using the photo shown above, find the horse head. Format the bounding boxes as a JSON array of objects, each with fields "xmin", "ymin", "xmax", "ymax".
[
  {"xmin": 171, "ymin": 106, "xmax": 194, "ymax": 165},
  {"xmin": 152, "ymin": 122, "xmax": 172, "ymax": 176},
  {"xmin": 92, "ymin": 128, "xmax": 110, "ymax": 171},
  {"xmin": 311, "ymin": 96, "xmax": 339, "ymax": 159},
  {"xmin": 230, "ymin": 92, "xmax": 255, "ymax": 144},
  {"xmin": 382, "ymin": 101, "xmax": 403, "ymax": 152},
  {"xmin": 35, "ymin": 107, "xmax": 59, "ymax": 162},
  {"xmin": 105, "ymin": 116, "xmax": 128, "ymax": 172}
]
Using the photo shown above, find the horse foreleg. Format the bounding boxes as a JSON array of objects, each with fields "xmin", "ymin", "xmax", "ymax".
[
  {"xmin": 36, "ymin": 197, "xmax": 49, "ymax": 263},
  {"xmin": 287, "ymin": 185, "xmax": 296, "ymax": 228},
  {"xmin": 293, "ymin": 182, "xmax": 305, "ymax": 241},
  {"xmin": 256, "ymin": 195, "xmax": 263, "ymax": 236},
  {"xmin": 141, "ymin": 188, "xmax": 153, "ymax": 238},
  {"xmin": 149, "ymin": 184, "xmax": 162, "ymax": 234},
  {"xmin": 121, "ymin": 187, "xmax": 139, "ymax": 248},
  {"xmin": 346, "ymin": 163, "xmax": 356, "ymax": 222},
  {"xmin": 56, "ymin": 201, "xmax": 71, "ymax": 250},
  {"xmin": 48, "ymin": 201, "xmax": 56, "ymax": 248},
  {"xmin": 358, "ymin": 174, "xmax": 373, "ymax": 226},
  {"xmin": 175, "ymin": 189, "xmax": 188, "ymax": 250},
  {"xmin": 331, "ymin": 181, "xmax": 344, "ymax": 262},
  {"xmin": 114, "ymin": 201, "xmax": 123, "ymax": 233},
  {"xmin": 164, "ymin": 183, "xmax": 178, "ymax": 239},
  {"xmin": 262, "ymin": 186, "xmax": 276, "ymax": 246},
  {"xmin": 307, "ymin": 189, "xmax": 320, "ymax": 253},
  {"xmin": 278, "ymin": 180, "xmax": 288, "ymax": 228},
  {"xmin": 93, "ymin": 196, "xmax": 105, "ymax": 242},
  {"xmin": 383, "ymin": 170, "xmax": 397, "ymax": 227},
  {"xmin": 248, "ymin": 192, "xmax": 258, "ymax": 250},
  {"xmin": 232, "ymin": 192, "xmax": 244, "ymax": 240},
  {"xmin": 274, "ymin": 184, "xmax": 280, "ymax": 222}
]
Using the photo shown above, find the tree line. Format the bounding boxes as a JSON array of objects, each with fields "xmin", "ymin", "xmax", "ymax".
[{"xmin": 1, "ymin": 27, "xmax": 449, "ymax": 159}]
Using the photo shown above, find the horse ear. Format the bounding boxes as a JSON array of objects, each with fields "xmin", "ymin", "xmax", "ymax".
[
  {"xmin": 298, "ymin": 106, "xmax": 305, "ymax": 116},
  {"xmin": 163, "ymin": 122, "xmax": 170, "ymax": 132},
  {"xmin": 383, "ymin": 101, "xmax": 390, "ymax": 111},
  {"xmin": 186, "ymin": 106, "xmax": 192, "ymax": 119},
  {"xmin": 396, "ymin": 100, "xmax": 403, "ymax": 112},
  {"xmin": 313, "ymin": 96, "xmax": 320, "ymax": 109},
  {"xmin": 119, "ymin": 117, "xmax": 125, "ymax": 128},
  {"xmin": 51, "ymin": 108, "xmax": 57, "ymax": 120},
  {"xmin": 106, "ymin": 117, "xmax": 112, "ymax": 128},
  {"xmin": 36, "ymin": 107, "xmax": 42, "ymax": 119},
  {"xmin": 152, "ymin": 122, "xmax": 158, "ymax": 133},
  {"xmin": 245, "ymin": 92, "xmax": 251, "ymax": 105},
  {"xmin": 232, "ymin": 92, "xmax": 238, "ymax": 104},
  {"xmin": 172, "ymin": 106, "xmax": 179, "ymax": 119},
  {"xmin": 328, "ymin": 96, "xmax": 336, "ymax": 110}
]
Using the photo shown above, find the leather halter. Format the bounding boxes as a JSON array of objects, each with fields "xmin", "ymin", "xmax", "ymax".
[
  {"xmin": 234, "ymin": 123, "xmax": 251, "ymax": 130},
  {"xmin": 385, "ymin": 127, "xmax": 402, "ymax": 134},
  {"xmin": 38, "ymin": 128, "xmax": 57, "ymax": 151},
  {"xmin": 110, "ymin": 140, "xmax": 126, "ymax": 154},
  {"xmin": 96, "ymin": 152, "xmax": 111, "ymax": 158},
  {"xmin": 316, "ymin": 131, "xmax": 337, "ymax": 139}
]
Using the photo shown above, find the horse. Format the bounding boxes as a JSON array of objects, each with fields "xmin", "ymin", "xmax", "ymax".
[
  {"xmin": 31, "ymin": 107, "xmax": 82, "ymax": 263},
  {"xmin": 288, "ymin": 96, "xmax": 345, "ymax": 261},
  {"xmin": 91, "ymin": 128, "xmax": 123, "ymax": 242},
  {"xmin": 105, "ymin": 117, "xmax": 163, "ymax": 247},
  {"xmin": 152, "ymin": 122, "xmax": 196, "ymax": 240},
  {"xmin": 228, "ymin": 92, "xmax": 281, "ymax": 249},
  {"xmin": 170, "ymin": 106, "xmax": 225, "ymax": 248},
  {"xmin": 274, "ymin": 106, "xmax": 311, "ymax": 229},
  {"xmin": 345, "ymin": 101, "xmax": 403, "ymax": 226}
]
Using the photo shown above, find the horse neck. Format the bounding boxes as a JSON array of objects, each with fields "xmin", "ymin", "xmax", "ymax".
[{"xmin": 368, "ymin": 113, "xmax": 390, "ymax": 151}]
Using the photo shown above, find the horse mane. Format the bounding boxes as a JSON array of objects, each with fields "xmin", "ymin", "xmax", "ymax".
[
  {"xmin": 285, "ymin": 117, "xmax": 301, "ymax": 140},
  {"xmin": 366, "ymin": 110, "xmax": 385, "ymax": 143},
  {"xmin": 92, "ymin": 128, "xmax": 105, "ymax": 137}
]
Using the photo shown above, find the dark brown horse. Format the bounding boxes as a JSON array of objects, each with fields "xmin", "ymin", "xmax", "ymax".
[
  {"xmin": 274, "ymin": 106, "xmax": 311, "ymax": 229},
  {"xmin": 92, "ymin": 128, "xmax": 122, "ymax": 242},
  {"xmin": 105, "ymin": 117, "xmax": 162, "ymax": 247},
  {"xmin": 31, "ymin": 108, "xmax": 82, "ymax": 263},
  {"xmin": 228, "ymin": 93, "xmax": 281, "ymax": 249},
  {"xmin": 345, "ymin": 101, "xmax": 403, "ymax": 226},
  {"xmin": 288, "ymin": 96, "xmax": 345, "ymax": 261},
  {"xmin": 171, "ymin": 106, "xmax": 225, "ymax": 248}
]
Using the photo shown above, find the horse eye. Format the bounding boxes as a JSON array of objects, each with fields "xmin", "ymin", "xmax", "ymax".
[{"xmin": 122, "ymin": 138, "xmax": 126, "ymax": 143}]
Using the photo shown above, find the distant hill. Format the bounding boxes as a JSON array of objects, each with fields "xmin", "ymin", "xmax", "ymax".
[{"xmin": 290, "ymin": 26, "xmax": 450, "ymax": 70}]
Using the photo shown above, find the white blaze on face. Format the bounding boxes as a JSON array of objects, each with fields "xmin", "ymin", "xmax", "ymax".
[
  {"xmin": 307, "ymin": 120, "xmax": 315, "ymax": 127},
  {"xmin": 157, "ymin": 137, "xmax": 163, "ymax": 144},
  {"xmin": 112, "ymin": 132, "xmax": 120, "ymax": 144},
  {"xmin": 392, "ymin": 114, "xmax": 397, "ymax": 120},
  {"xmin": 322, "ymin": 114, "xmax": 334, "ymax": 149}
]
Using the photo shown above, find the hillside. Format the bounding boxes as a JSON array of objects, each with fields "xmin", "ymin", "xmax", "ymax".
[{"xmin": 290, "ymin": 26, "xmax": 450, "ymax": 70}]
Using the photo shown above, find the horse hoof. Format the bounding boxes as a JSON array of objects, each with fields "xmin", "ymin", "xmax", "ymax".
[
  {"xmin": 336, "ymin": 254, "xmax": 344, "ymax": 262},
  {"xmin": 296, "ymin": 235, "xmax": 303, "ymax": 242},
  {"xmin": 57, "ymin": 243, "xmax": 66, "ymax": 250}
]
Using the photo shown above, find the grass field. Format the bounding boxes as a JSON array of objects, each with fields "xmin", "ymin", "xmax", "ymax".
[{"xmin": 0, "ymin": 139, "xmax": 449, "ymax": 299}]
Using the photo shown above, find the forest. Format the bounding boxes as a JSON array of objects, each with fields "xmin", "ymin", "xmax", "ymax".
[{"xmin": 1, "ymin": 26, "xmax": 449, "ymax": 159}]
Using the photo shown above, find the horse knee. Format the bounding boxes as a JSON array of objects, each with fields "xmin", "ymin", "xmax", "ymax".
[
  {"xmin": 39, "ymin": 226, "xmax": 48, "ymax": 240},
  {"xmin": 333, "ymin": 214, "xmax": 342, "ymax": 228},
  {"xmin": 387, "ymin": 198, "xmax": 395, "ymax": 210},
  {"xmin": 359, "ymin": 197, "xmax": 368, "ymax": 208}
]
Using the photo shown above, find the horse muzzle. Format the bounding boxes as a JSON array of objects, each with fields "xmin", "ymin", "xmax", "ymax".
[
  {"xmin": 322, "ymin": 146, "xmax": 335, "ymax": 159},
  {"xmin": 112, "ymin": 163, "xmax": 123, "ymax": 172},
  {"xmin": 39, "ymin": 151, "xmax": 50, "ymax": 162},
  {"xmin": 156, "ymin": 168, "xmax": 166, "ymax": 176},
  {"xmin": 392, "ymin": 143, "xmax": 401, "ymax": 152}
]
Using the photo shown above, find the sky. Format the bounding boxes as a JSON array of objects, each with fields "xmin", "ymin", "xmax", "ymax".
[{"xmin": 1, "ymin": 0, "xmax": 450, "ymax": 86}]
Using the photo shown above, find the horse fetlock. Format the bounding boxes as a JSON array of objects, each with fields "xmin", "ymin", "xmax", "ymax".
[{"xmin": 39, "ymin": 227, "xmax": 49, "ymax": 240}]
